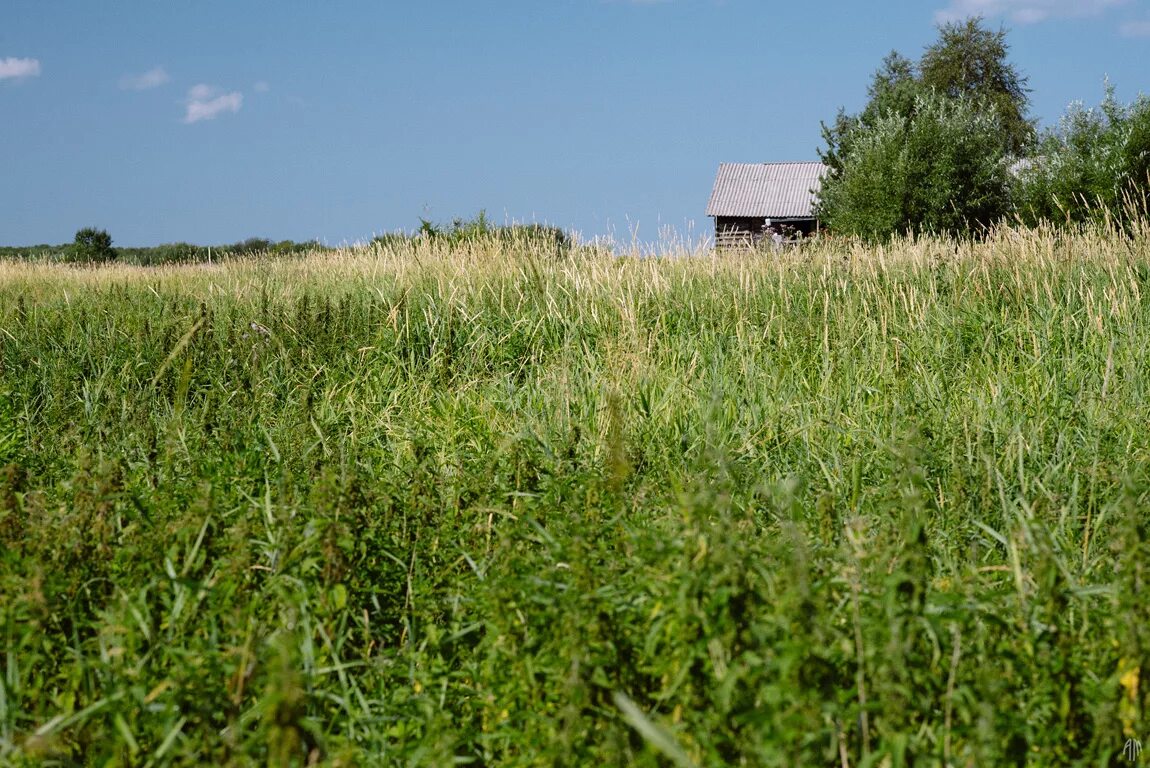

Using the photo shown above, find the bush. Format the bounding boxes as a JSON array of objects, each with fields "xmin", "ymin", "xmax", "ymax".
[
  {"xmin": 379, "ymin": 212, "xmax": 572, "ymax": 256},
  {"xmin": 1013, "ymin": 85, "xmax": 1150, "ymax": 227},
  {"xmin": 66, "ymin": 227, "xmax": 117, "ymax": 264},
  {"xmin": 816, "ymin": 92, "xmax": 1013, "ymax": 240}
]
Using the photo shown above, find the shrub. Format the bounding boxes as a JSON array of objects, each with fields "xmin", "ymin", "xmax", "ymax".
[
  {"xmin": 1013, "ymin": 85, "xmax": 1150, "ymax": 227},
  {"xmin": 816, "ymin": 92, "xmax": 1013, "ymax": 240},
  {"xmin": 400, "ymin": 212, "xmax": 572, "ymax": 255}
]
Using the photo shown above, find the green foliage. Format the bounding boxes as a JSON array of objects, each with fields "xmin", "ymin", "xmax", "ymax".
[
  {"xmin": 0, "ymin": 244, "xmax": 55, "ymax": 261},
  {"xmin": 818, "ymin": 17, "xmax": 1033, "ymax": 238},
  {"xmin": 1013, "ymin": 85, "xmax": 1150, "ymax": 227},
  {"xmin": 817, "ymin": 92, "xmax": 1013, "ymax": 240},
  {"xmin": 2, "ymin": 230, "xmax": 1150, "ymax": 763},
  {"xmin": 821, "ymin": 17, "xmax": 1033, "ymax": 174},
  {"xmin": 235, "ymin": 236, "xmax": 275, "ymax": 253},
  {"xmin": 391, "ymin": 211, "xmax": 572, "ymax": 255},
  {"xmin": 0, "ymin": 238, "xmax": 330, "ymax": 266},
  {"xmin": 919, "ymin": 17, "xmax": 1034, "ymax": 155},
  {"xmin": 67, "ymin": 227, "xmax": 117, "ymax": 264},
  {"xmin": 820, "ymin": 51, "xmax": 923, "ymax": 178}
]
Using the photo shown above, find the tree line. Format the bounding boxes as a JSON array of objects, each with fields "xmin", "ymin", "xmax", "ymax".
[
  {"xmin": 0, "ymin": 231, "xmax": 331, "ymax": 266},
  {"xmin": 816, "ymin": 17, "xmax": 1150, "ymax": 241},
  {"xmin": 0, "ymin": 214, "xmax": 572, "ymax": 266}
]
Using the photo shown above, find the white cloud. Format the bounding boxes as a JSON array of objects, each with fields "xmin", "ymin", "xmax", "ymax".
[
  {"xmin": 0, "ymin": 57, "xmax": 41, "ymax": 81},
  {"xmin": 183, "ymin": 84, "xmax": 243, "ymax": 124},
  {"xmin": 119, "ymin": 66, "xmax": 169, "ymax": 91},
  {"xmin": 935, "ymin": 0, "xmax": 1127, "ymax": 24},
  {"xmin": 1120, "ymin": 19, "xmax": 1150, "ymax": 36},
  {"xmin": 253, "ymin": 80, "xmax": 270, "ymax": 93}
]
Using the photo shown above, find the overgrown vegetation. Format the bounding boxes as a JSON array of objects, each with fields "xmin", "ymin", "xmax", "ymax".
[
  {"xmin": 817, "ymin": 92, "xmax": 1013, "ymax": 240},
  {"xmin": 817, "ymin": 17, "xmax": 1150, "ymax": 241},
  {"xmin": 0, "ymin": 236, "xmax": 331, "ymax": 266},
  {"xmin": 3, "ymin": 215, "xmax": 572, "ymax": 267},
  {"xmin": 1013, "ymin": 85, "xmax": 1150, "ymax": 228},
  {"xmin": 2, "ymin": 226, "xmax": 1149, "ymax": 765},
  {"xmin": 373, "ymin": 211, "xmax": 572, "ymax": 256},
  {"xmin": 818, "ymin": 18, "xmax": 1032, "ymax": 240}
]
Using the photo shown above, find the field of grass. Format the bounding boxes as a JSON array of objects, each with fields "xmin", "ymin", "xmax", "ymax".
[{"xmin": 2, "ymin": 226, "xmax": 1149, "ymax": 765}]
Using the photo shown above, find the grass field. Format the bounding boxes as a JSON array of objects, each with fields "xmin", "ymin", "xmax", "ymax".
[{"xmin": 2, "ymin": 225, "xmax": 1149, "ymax": 765}]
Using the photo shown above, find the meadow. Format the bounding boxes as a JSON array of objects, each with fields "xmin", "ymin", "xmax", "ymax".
[{"xmin": 1, "ymin": 225, "xmax": 1149, "ymax": 766}]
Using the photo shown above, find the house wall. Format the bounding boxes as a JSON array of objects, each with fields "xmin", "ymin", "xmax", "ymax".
[
  {"xmin": 714, "ymin": 216, "xmax": 818, "ymax": 247},
  {"xmin": 715, "ymin": 216, "xmax": 766, "ymax": 246},
  {"xmin": 773, "ymin": 218, "xmax": 819, "ymax": 238}
]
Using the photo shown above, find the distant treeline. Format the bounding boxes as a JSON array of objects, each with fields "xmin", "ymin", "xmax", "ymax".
[
  {"xmin": 0, "ymin": 237, "xmax": 331, "ymax": 266},
  {"xmin": 1, "ymin": 214, "xmax": 574, "ymax": 266}
]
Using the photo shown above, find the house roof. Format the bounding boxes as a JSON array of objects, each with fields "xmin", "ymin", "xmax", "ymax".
[{"xmin": 706, "ymin": 162, "xmax": 828, "ymax": 219}]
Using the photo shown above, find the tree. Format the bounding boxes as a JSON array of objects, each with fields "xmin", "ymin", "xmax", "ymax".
[
  {"xmin": 819, "ymin": 52, "xmax": 923, "ymax": 177},
  {"xmin": 68, "ymin": 227, "xmax": 117, "ymax": 264},
  {"xmin": 919, "ymin": 18, "xmax": 1034, "ymax": 155},
  {"xmin": 816, "ymin": 92, "xmax": 1012, "ymax": 240},
  {"xmin": 817, "ymin": 17, "xmax": 1032, "ymax": 238},
  {"xmin": 1013, "ymin": 85, "xmax": 1150, "ymax": 227}
]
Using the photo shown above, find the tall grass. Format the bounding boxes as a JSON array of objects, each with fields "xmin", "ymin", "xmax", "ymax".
[{"xmin": 1, "ymin": 223, "xmax": 1149, "ymax": 765}]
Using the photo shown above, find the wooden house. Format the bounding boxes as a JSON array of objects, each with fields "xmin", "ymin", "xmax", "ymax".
[{"xmin": 706, "ymin": 162, "xmax": 827, "ymax": 247}]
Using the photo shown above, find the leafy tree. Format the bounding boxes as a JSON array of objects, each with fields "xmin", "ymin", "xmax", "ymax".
[
  {"xmin": 817, "ymin": 17, "xmax": 1032, "ymax": 238},
  {"xmin": 919, "ymin": 17, "xmax": 1034, "ymax": 155},
  {"xmin": 68, "ymin": 227, "xmax": 117, "ymax": 264},
  {"xmin": 1013, "ymin": 85, "xmax": 1150, "ymax": 226},
  {"xmin": 820, "ymin": 52, "xmax": 923, "ymax": 177},
  {"xmin": 817, "ymin": 92, "xmax": 1012, "ymax": 240}
]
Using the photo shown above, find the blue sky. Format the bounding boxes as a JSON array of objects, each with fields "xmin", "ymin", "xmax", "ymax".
[{"xmin": 2, "ymin": 0, "xmax": 1149, "ymax": 246}]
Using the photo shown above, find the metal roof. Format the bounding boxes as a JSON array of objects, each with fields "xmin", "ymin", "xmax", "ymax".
[{"xmin": 706, "ymin": 162, "xmax": 827, "ymax": 219}]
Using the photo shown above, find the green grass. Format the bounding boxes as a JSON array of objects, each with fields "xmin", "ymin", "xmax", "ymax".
[{"xmin": 1, "ymin": 225, "xmax": 1149, "ymax": 765}]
